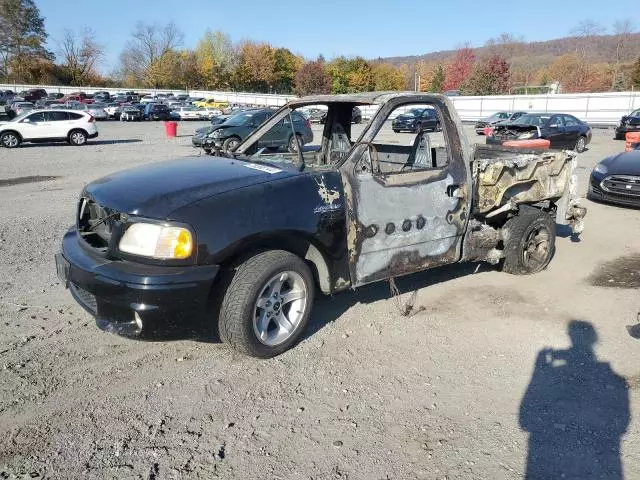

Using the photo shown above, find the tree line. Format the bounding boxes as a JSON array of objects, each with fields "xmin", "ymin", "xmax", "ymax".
[{"xmin": 1, "ymin": 0, "xmax": 639, "ymax": 96}]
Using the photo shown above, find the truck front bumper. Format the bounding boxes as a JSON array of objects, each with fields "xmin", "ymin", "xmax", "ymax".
[{"xmin": 56, "ymin": 229, "xmax": 219, "ymax": 337}]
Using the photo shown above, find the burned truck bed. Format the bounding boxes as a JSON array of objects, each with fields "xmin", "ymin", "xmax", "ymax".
[{"xmin": 461, "ymin": 144, "xmax": 586, "ymax": 264}]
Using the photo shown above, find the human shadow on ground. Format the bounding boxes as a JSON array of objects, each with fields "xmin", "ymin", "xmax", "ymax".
[{"xmin": 519, "ymin": 320, "xmax": 630, "ymax": 479}]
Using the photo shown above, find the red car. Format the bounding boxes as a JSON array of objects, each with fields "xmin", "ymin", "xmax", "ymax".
[{"xmin": 60, "ymin": 92, "xmax": 94, "ymax": 104}]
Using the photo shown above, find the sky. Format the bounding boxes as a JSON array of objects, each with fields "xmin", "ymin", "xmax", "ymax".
[{"xmin": 37, "ymin": 0, "xmax": 637, "ymax": 73}]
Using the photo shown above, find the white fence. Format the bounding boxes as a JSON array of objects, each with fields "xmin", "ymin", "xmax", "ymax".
[{"xmin": 2, "ymin": 83, "xmax": 638, "ymax": 125}]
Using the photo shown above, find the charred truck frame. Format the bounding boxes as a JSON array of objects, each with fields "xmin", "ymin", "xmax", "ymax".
[{"xmin": 56, "ymin": 93, "xmax": 586, "ymax": 357}]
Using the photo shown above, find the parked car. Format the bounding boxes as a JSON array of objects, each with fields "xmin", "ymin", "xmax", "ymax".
[
  {"xmin": 46, "ymin": 92, "xmax": 64, "ymax": 100},
  {"xmin": 140, "ymin": 95, "xmax": 156, "ymax": 104},
  {"xmin": 104, "ymin": 103, "xmax": 122, "ymax": 119},
  {"xmin": 173, "ymin": 106, "xmax": 204, "ymax": 120},
  {"xmin": 194, "ymin": 98, "xmax": 230, "ymax": 109},
  {"xmin": 120, "ymin": 106, "xmax": 142, "ymax": 121},
  {"xmin": 143, "ymin": 103, "xmax": 172, "ymax": 121},
  {"xmin": 588, "ymin": 147, "xmax": 640, "ymax": 208},
  {"xmin": 0, "ymin": 90, "xmax": 16, "ymax": 104},
  {"xmin": 175, "ymin": 94, "xmax": 190, "ymax": 101},
  {"xmin": 0, "ymin": 109, "xmax": 98, "ymax": 148},
  {"xmin": 60, "ymin": 92, "xmax": 94, "ymax": 104},
  {"xmin": 36, "ymin": 99, "xmax": 63, "ymax": 108},
  {"xmin": 614, "ymin": 109, "xmax": 640, "ymax": 140},
  {"xmin": 0, "ymin": 105, "xmax": 16, "ymax": 122},
  {"xmin": 83, "ymin": 103, "xmax": 109, "ymax": 120},
  {"xmin": 191, "ymin": 125, "xmax": 217, "ymax": 149},
  {"xmin": 55, "ymin": 92, "xmax": 586, "ymax": 358},
  {"xmin": 391, "ymin": 107, "xmax": 439, "ymax": 133},
  {"xmin": 475, "ymin": 111, "xmax": 515, "ymax": 134},
  {"xmin": 197, "ymin": 107, "xmax": 223, "ymax": 120},
  {"xmin": 487, "ymin": 113, "xmax": 592, "ymax": 152},
  {"xmin": 203, "ymin": 108, "xmax": 312, "ymax": 153},
  {"xmin": 303, "ymin": 107, "xmax": 328, "ymax": 123},
  {"xmin": 20, "ymin": 88, "xmax": 48, "ymax": 102},
  {"xmin": 12, "ymin": 102, "xmax": 35, "ymax": 116}
]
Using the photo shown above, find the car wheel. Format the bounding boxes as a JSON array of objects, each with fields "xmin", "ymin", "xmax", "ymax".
[
  {"xmin": 614, "ymin": 133, "xmax": 624, "ymax": 140},
  {"xmin": 435, "ymin": 123, "xmax": 442, "ymax": 132},
  {"xmin": 501, "ymin": 208, "xmax": 556, "ymax": 275},
  {"xmin": 218, "ymin": 250, "xmax": 315, "ymax": 358},
  {"xmin": 574, "ymin": 135, "xmax": 587, "ymax": 153},
  {"xmin": 0, "ymin": 131, "xmax": 21, "ymax": 148},
  {"xmin": 393, "ymin": 129, "xmax": 400, "ymax": 134},
  {"xmin": 68, "ymin": 129, "xmax": 87, "ymax": 146},
  {"xmin": 222, "ymin": 136, "xmax": 241, "ymax": 152},
  {"xmin": 288, "ymin": 134, "xmax": 303, "ymax": 153},
  {"xmin": 203, "ymin": 148, "xmax": 212, "ymax": 155}
]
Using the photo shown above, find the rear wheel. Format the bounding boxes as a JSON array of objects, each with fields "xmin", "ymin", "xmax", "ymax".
[
  {"xmin": 575, "ymin": 135, "xmax": 587, "ymax": 153},
  {"xmin": 288, "ymin": 134, "xmax": 303, "ymax": 153},
  {"xmin": 218, "ymin": 250, "xmax": 315, "ymax": 358},
  {"xmin": 502, "ymin": 208, "xmax": 556, "ymax": 275},
  {"xmin": 68, "ymin": 129, "xmax": 87, "ymax": 146},
  {"xmin": 0, "ymin": 131, "xmax": 21, "ymax": 148}
]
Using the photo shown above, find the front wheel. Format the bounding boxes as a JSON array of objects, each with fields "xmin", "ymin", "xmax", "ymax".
[
  {"xmin": 575, "ymin": 135, "xmax": 587, "ymax": 153},
  {"xmin": 222, "ymin": 136, "xmax": 240, "ymax": 152},
  {"xmin": 218, "ymin": 250, "xmax": 315, "ymax": 358},
  {"xmin": 502, "ymin": 208, "xmax": 556, "ymax": 275}
]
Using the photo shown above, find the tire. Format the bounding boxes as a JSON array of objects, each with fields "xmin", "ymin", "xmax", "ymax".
[
  {"xmin": 415, "ymin": 122, "xmax": 423, "ymax": 133},
  {"xmin": 68, "ymin": 129, "xmax": 87, "ymax": 146},
  {"xmin": 218, "ymin": 250, "xmax": 315, "ymax": 358},
  {"xmin": 288, "ymin": 134, "xmax": 303, "ymax": 153},
  {"xmin": 614, "ymin": 133, "xmax": 624, "ymax": 140},
  {"xmin": 393, "ymin": 129, "xmax": 400, "ymax": 134},
  {"xmin": 203, "ymin": 147, "xmax": 212, "ymax": 155},
  {"xmin": 0, "ymin": 131, "xmax": 21, "ymax": 148},
  {"xmin": 574, "ymin": 135, "xmax": 587, "ymax": 153},
  {"xmin": 222, "ymin": 136, "xmax": 241, "ymax": 152},
  {"xmin": 502, "ymin": 208, "xmax": 556, "ymax": 275}
]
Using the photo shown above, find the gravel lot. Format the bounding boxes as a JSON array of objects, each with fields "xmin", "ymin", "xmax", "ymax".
[{"xmin": 0, "ymin": 119, "xmax": 639, "ymax": 480}]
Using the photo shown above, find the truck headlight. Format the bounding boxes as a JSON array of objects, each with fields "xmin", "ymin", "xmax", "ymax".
[
  {"xmin": 119, "ymin": 223, "xmax": 193, "ymax": 259},
  {"xmin": 517, "ymin": 132, "xmax": 536, "ymax": 140},
  {"xmin": 593, "ymin": 163, "xmax": 608, "ymax": 175}
]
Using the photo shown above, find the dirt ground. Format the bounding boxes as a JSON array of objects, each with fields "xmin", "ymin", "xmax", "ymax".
[{"xmin": 0, "ymin": 120, "xmax": 639, "ymax": 480}]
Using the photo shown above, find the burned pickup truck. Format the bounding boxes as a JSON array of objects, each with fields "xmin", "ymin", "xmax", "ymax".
[{"xmin": 56, "ymin": 93, "xmax": 586, "ymax": 357}]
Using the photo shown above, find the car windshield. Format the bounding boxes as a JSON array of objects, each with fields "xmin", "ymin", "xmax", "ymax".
[
  {"xmin": 631, "ymin": 109, "xmax": 640, "ymax": 117},
  {"xmin": 181, "ymin": 106, "xmax": 196, "ymax": 111},
  {"xmin": 91, "ymin": 103, "xmax": 106, "ymax": 109},
  {"xmin": 223, "ymin": 112, "xmax": 258, "ymax": 127},
  {"xmin": 402, "ymin": 109, "xmax": 424, "ymax": 117},
  {"xmin": 511, "ymin": 114, "xmax": 549, "ymax": 126},
  {"xmin": 10, "ymin": 111, "xmax": 32, "ymax": 122}
]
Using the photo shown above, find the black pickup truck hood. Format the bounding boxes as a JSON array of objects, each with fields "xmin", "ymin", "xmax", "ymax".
[{"xmin": 84, "ymin": 156, "xmax": 297, "ymax": 219}]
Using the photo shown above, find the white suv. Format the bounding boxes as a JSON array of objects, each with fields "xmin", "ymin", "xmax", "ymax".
[{"xmin": 0, "ymin": 109, "xmax": 99, "ymax": 148}]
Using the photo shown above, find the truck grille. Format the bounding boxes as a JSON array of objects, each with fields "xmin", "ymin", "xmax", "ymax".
[
  {"xmin": 77, "ymin": 197, "xmax": 121, "ymax": 251},
  {"xmin": 602, "ymin": 175, "xmax": 640, "ymax": 196}
]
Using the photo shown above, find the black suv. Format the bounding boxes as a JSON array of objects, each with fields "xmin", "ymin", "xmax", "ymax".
[
  {"xmin": 615, "ymin": 109, "xmax": 640, "ymax": 140},
  {"xmin": 143, "ymin": 103, "xmax": 172, "ymax": 121},
  {"xmin": 202, "ymin": 108, "xmax": 313, "ymax": 153},
  {"xmin": 392, "ymin": 107, "xmax": 440, "ymax": 133}
]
